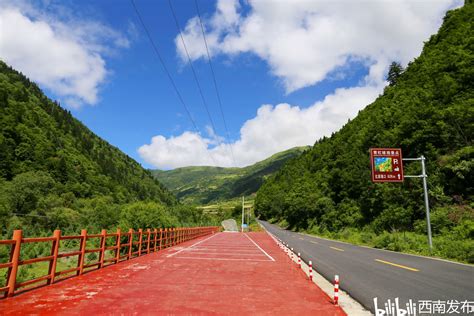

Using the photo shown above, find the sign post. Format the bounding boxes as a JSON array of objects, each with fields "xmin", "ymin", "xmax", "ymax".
[
  {"xmin": 370, "ymin": 149, "xmax": 433, "ymax": 252},
  {"xmin": 241, "ymin": 196, "xmax": 245, "ymax": 233},
  {"xmin": 403, "ymin": 156, "xmax": 433, "ymax": 252}
]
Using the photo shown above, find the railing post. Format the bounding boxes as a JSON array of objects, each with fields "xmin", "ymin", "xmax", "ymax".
[
  {"xmin": 170, "ymin": 228, "xmax": 174, "ymax": 246},
  {"xmin": 6, "ymin": 230, "xmax": 22, "ymax": 297},
  {"xmin": 128, "ymin": 229, "xmax": 133, "ymax": 259},
  {"xmin": 115, "ymin": 228, "xmax": 121, "ymax": 264},
  {"xmin": 162, "ymin": 228, "xmax": 166, "ymax": 249},
  {"xmin": 77, "ymin": 229, "xmax": 87, "ymax": 275},
  {"xmin": 99, "ymin": 229, "xmax": 106, "ymax": 268},
  {"xmin": 159, "ymin": 228, "xmax": 163, "ymax": 250},
  {"xmin": 146, "ymin": 229, "xmax": 151, "ymax": 254},
  {"xmin": 153, "ymin": 228, "xmax": 158, "ymax": 252},
  {"xmin": 138, "ymin": 229, "xmax": 143, "ymax": 256},
  {"xmin": 168, "ymin": 228, "xmax": 171, "ymax": 247},
  {"xmin": 169, "ymin": 228, "xmax": 173, "ymax": 247},
  {"xmin": 165, "ymin": 228, "xmax": 169, "ymax": 248},
  {"xmin": 47, "ymin": 230, "xmax": 61, "ymax": 285}
]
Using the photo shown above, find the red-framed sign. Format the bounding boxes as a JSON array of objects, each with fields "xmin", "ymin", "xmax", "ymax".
[{"xmin": 370, "ymin": 148, "xmax": 404, "ymax": 182}]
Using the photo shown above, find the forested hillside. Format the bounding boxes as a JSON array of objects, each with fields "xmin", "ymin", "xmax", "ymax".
[
  {"xmin": 0, "ymin": 61, "xmax": 209, "ymax": 237},
  {"xmin": 152, "ymin": 146, "xmax": 308, "ymax": 204},
  {"xmin": 255, "ymin": 4, "xmax": 473, "ymax": 262}
]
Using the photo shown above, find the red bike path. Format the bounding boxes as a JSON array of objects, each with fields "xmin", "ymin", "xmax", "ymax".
[{"xmin": 0, "ymin": 232, "xmax": 345, "ymax": 315}]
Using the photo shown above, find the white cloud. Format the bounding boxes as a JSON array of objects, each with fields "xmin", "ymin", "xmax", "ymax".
[
  {"xmin": 139, "ymin": 72, "xmax": 384, "ymax": 169},
  {"xmin": 0, "ymin": 1, "xmax": 129, "ymax": 107},
  {"xmin": 140, "ymin": 0, "xmax": 462, "ymax": 169},
  {"xmin": 178, "ymin": 0, "xmax": 461, "ymax": 93}
]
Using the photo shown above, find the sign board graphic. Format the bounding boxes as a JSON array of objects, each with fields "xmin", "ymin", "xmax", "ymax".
[{"xmin": 370, "ymin": 148, "xmax": 404, "ymax": 182}]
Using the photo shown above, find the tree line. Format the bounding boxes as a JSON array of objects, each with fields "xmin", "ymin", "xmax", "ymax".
[{"xmin": 255, "ymin": 4, "xmax": 473, "ymax": 262}]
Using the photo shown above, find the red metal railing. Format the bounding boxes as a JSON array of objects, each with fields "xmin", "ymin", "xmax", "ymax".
[{"xmin": 0, "ymin": 226, "xmax": 219, "ymax": 298}]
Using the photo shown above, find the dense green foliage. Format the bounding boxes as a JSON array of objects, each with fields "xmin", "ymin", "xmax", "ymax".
[
  {"xmin": 0, "ymin": 60, "xmax": 218, "ymax": 239},
  {"xmin": 256, "ymin": 4, "xmax": 474, "ymax": 262},
  {"xmin": 387, "ymin": 62, "xmax": 404, "ymax": 86},
  {"xmin": 0, "ymin": 60, "xmax": 222, "ymax": 284},
  {"xmin": 152, "ymin": 146, "xmax": 308, "ymax": 204}
]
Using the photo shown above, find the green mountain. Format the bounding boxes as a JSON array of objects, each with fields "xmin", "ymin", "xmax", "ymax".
[
  {"xmin": 255, "ymin": 4, "xmax": 473, "ymax": 262},
  {"xmin": 152, "ymin": 146, "xmax": 309, "ymax": 204},
  {"xmin": 0, "ymin": 61, "xmax": 200, "ymax": 235}
]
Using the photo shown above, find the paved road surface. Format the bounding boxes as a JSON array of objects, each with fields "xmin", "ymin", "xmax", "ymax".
[
  {"xmin": 260, "ymin": 220, "xmax": 474, "ymax": 314},
  {"xmin": 0, "ymin": 232, "xmax": 345, "ymax": 315}
]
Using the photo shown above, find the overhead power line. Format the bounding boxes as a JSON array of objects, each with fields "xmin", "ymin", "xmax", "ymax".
[
  {"xmin": 168, "ymin": 0, "xmax": 218, "ymax": 139},
  {"xmin": 194, "ymin": 0, "xmax": 237, "ymax": 167},
  {"xmin": 129, "ymin": 0, "xmax": 216, "ymax": 165},
  {"xmin": 168, "ymin": 0, "xmax": 236, "ymax": 167}
]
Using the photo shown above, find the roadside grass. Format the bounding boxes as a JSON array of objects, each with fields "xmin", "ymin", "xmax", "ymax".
[
  {"xmin": 0, "ymin": 257, "xmax": 76, "ymax": 290},
  {"xmin": 249, "ymin": 222, "xmax": 264, "ymax": 232},
  {"xmin": 268, "ymin": 219, "xmax": 473, "ymax": 264},
  {"xmin": 306, "ymin": 227, "xmax": 474, "ymax": 264}
]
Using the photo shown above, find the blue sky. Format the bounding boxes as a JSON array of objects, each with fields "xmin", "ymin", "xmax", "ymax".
[{"xmin": 0, "ymin": 0, "xmax": 461, "ymax": 169}]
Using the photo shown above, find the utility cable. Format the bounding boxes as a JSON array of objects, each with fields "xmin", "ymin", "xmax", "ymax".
[
  {"xmin": 130, "ymin": 0, "xmax": 216, "ymax": 165},
  {"xmin": 168, "ymin": 0, "xmax": 218, "ymax": 139},
  {"xmin": 194, "ymin": 0, "xmax": 237, "ymax": 167}
]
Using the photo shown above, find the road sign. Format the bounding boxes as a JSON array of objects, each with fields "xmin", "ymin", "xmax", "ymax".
[{"xmin": 370, "ymin": 148, "xmax": 404, "ymax": 182}]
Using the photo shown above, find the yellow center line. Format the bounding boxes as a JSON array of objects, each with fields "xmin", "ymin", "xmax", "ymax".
[
  {"xmin": 310, "ymin": 241, "xmax": 319, "ymax": 244},
  {"xmin": 330, "ymin": 246, "xmax": 344, "ymax": 252},
  {"xmin": 299, "ymin": 237, "xmax": 304, "ymax": 240},
  {"xmin": 375, "ymin": 259, "xmax": 419, "ymax": 272}
]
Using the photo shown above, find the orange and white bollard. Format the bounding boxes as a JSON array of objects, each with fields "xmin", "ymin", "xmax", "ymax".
[
  {"xmin": 334, "ymin": 275, "xmax": 339, "ymax": 305},
  {"xmin": 309, "ymin": 260, "xmax": 313, "ymax": 281},
  {"xmin": 290, "ymin": 248, "xmax": 294, "ymax": 261},
  {"xmin": 297, "ymin": 253, "xmax": 301, "ymax": 269}
]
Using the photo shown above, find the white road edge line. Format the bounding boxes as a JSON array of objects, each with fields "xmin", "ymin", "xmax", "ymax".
[
  {"xmin": 177, "ymin": 257, "xmax": 272, "ymax": 262},
  {"xmin": 262, "ymin": 225, "xmax": 370, "ymax": 315},
  {"xmin": 187, "ymin": 254, "xmax": 268, "ymax": 257},
  {"xmin": 166, "ymin": 233, "xmax": 219, "ymax": 258},
  {"xmin": 244, "ymin": 233, "xmax": 275, "ymax": 262},
  {"xmin": 186, "ymin": 250, "xmax": 267, "ymax": 254},
  {"xmin": 297, "ymin": 231, "xmax": 474, "ymax": 267}
]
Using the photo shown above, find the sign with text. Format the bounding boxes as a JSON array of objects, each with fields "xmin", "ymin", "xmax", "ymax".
[{"xmin": 370, "ymin": 148, "xmax": 404, "ymax": 182}]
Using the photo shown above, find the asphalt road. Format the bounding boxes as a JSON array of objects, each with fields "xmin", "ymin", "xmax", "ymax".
[{"xmin": 260, "ymin": 221, "xmax": 474, "ymax": 314}]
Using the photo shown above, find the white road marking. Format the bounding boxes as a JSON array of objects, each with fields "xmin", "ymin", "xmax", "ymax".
[
  {"xmin": 166, "ymin": 233, "xmax": 219, "ymax": 258},
  {"xmin": 176, "ymin": 257, "xmax": 273, "ymax": 262},
  {"xmin": 244, "ymin": 233, "xmax": 275, "ymax": 262},
  {"xmin": 197, "ymin": 246, "xmax": 258, "ymax": 249},
  {"xmin": 186, "ymin": 249, "xmax": 266, "ymax": 253},
  {"xmin": 179, "ymin": 251, "xmax": 265, "ymax": 256}
]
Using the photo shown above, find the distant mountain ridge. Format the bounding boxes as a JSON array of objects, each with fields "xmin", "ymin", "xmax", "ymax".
[{"xmin": 152, "ymin": 146, "xmax": 309, "ymax": 204}]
